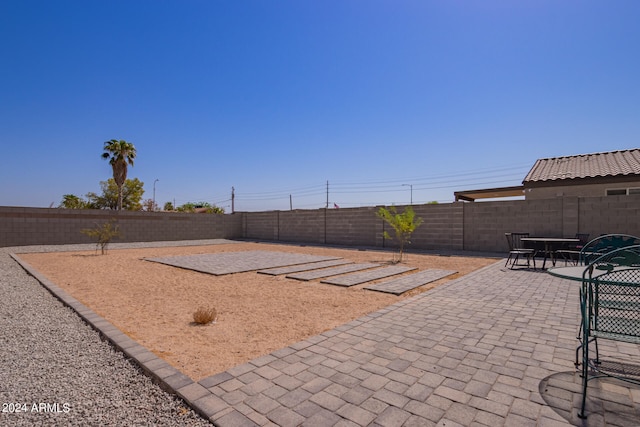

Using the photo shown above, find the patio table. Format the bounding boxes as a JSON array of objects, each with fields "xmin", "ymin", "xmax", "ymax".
[
  {"xmin": 522, "ymin": 237, "xmax": 579, "ymax": 269},
  {"xmin": 547, "ymin": 265, "xmax": 611, "ymax": 282}
]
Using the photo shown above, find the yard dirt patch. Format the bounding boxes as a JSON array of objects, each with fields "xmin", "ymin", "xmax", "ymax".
[{"xmin": 19, "ymin": 241, "xmax": 497, "ymax": 381}]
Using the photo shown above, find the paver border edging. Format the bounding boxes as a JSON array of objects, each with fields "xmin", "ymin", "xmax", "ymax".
[{"xmin": 9, "ymin": 253, "xmax": 257, "ymax": 426}]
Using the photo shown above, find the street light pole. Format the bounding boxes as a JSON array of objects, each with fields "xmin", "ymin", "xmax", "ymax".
[
  {"xmin": 153, "ymin": 179, "xmax": 159, "ymax": 211},
  {"xmin": 402, "ymin": 184, "xmax": 413, "ymax": 205}
]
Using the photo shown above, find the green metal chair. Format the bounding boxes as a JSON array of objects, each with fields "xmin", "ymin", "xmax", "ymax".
[
  {"xmin": 578, "ymin": 245, "xmax": 640, "ymax": 418},
  {"xmin": 579, "ymin": 234, "xmax": 640, "ymax": 265}
]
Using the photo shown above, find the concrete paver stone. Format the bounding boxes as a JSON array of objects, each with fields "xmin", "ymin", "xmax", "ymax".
[
  {"xmin": 364, "ymin": 269, "xmax": 457, "ymax": 295},
  {"xmin": 321, "ymin": 265, "xmax": 417, "ymax": 287},
  {"xmin": 287, "ymin": 263, "xmax": 381, "ymax": 281}
]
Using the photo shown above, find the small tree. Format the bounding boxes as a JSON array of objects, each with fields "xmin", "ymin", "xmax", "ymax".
[
  {"xmin": 377, "ymin": 206, "xmax": 423, "ymax": 263},
  {"xmin": 81, "ymin": 220, "xmax": 120, "ymax": 255}
]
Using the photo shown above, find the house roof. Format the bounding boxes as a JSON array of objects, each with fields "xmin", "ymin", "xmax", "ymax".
[{"xmin": 523, "ymin": 149, "xmax": 640, "ymax": 183}]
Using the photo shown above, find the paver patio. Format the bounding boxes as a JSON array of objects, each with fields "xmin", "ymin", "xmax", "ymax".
[
  {"xmin": 197, "ymin": 261, "xmax": 640, "ymax": 426},
  {"xmin": 13, "ymin": 243, "xmax": 640, "ymax": 426}
]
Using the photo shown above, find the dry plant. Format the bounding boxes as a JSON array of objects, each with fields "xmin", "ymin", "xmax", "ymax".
[{"xmin": 192, "ymin": 306, "xmax": 217, "ymax": 325}]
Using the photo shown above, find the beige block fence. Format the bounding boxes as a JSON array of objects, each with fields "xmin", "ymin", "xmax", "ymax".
[{"xmin": 1, "ymin": 194, "xmax": 639, "ymax": 252}]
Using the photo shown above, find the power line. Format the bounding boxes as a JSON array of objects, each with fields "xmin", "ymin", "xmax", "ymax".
[
  {"xmin": 175, "ymin": 162, "xmax": 532, "ymax": 211},
  {"xmin": 329, "ymin": 163, "xmax": 531, "ymax": 187}
]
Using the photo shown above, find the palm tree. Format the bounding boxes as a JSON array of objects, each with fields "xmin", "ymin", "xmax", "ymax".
[
  {"xmin": 59, "ymin": 194, "xmax": 87, "ymax": 209},
  {"xmin": 101, "ymin": 139, "xmax": 136, "ymax": 211}
]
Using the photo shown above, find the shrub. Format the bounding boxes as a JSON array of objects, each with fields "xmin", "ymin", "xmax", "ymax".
[
  {"xmin": 80, "ymin": 219, "xmax": 120, "ymax": 255},
  {"xmin": 193, "ymin": 307, "xmax": 217, "ymax": 325}
]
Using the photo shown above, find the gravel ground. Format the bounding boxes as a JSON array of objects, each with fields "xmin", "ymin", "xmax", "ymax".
[{"xmin": 0, "ymin": 241, "xmax": 229, "ymax": 427}]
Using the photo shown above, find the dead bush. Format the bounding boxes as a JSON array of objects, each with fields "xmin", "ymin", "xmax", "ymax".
[{"xmin": 192, "ymin": 307, "xmax": 217, "ymax": 325}]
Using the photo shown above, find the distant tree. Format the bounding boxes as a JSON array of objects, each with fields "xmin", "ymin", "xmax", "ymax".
[
  {"xmin": 86, "ymin": 178, "xmax": 144, "ymax": 210},
  {"xmin": 102, "ymin": 139, "xmax": 137, "ymax": 211},
  {"xmin": 163, "ymin": 201, "xmax": 174, "ymax": 211},
  {"xmin": 207, "ymin": 205, "xmax": 225, "ymax": 214},
  {"xmin": 142, "ymin": 198, "xmax": 157, "ymax": 212},
  {"xmin": 176, "ymin": 202, "xmax": 224, "ymax": 214},
  {"xmin": 377, "ymin": 205, "xmax": 423, "ymax": 263},
  {"xmin": 176, "ymin": 202, "xmax": 196, "ymax": 213},
  {"xmin": 59, "ymin": 194, "xmax": 88, "ymax": 209}
]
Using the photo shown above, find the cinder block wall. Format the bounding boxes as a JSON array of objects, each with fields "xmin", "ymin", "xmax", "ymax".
[
  {"xmin": 0, "ymin": 207, "xmax": 242, "ymax": 247},
  {"xmin": 410, "ymin": 203, "xmax": 464, "ymax": 250},
  {"xmin": 244, "ymin": 195, "xmax": 639, "ymax": 253},
  {"xmin": 326, "ymin": 207, "xmax": 379, "ymax": 247},
  {"xmin": 242, "ymin": 211, "xmax": 279, "ymax": 241},
  {"xmin": 2, "ymin": 194, "xmax": 639, "ymax": 251},
  {"xmin": 279, "ymin": 210, "xmax": 325, "ymax": 244},
  {"xmin": 579, "ymin": 194, "xmax": 640, "ymax": 237},
  {"xmin": 462, "ymin": 199, "xmax": 565, "ymax": 252},
  {"xmin": 462, "ymin": 195, "xmax": 640, "ymax": 252}
]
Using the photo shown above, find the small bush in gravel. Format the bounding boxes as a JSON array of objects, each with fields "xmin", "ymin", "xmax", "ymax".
[{"xmin": 192, "ymin": 307, "xmax": 217, "ymax": 325}]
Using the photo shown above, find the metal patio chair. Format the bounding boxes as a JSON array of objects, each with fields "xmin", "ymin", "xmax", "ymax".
[
  {"xmin": 556, "ymin": 233, "xmax": 590, "ymax": 265},
  {"xmin": 579, "ymin": 234, "xmax": 640, "ymax": 265},
  {"xmin": 577, "ymin": 245, "xmax": 640, "ymax": 418},
  {"xmin": 504, "ymin": 232, "xmax": 536, "ymax": 269}
]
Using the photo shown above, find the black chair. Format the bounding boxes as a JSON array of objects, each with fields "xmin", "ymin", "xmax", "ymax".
[
  {"xmin": 505, "ymin": 233, "xmax": 536, "ymax": 269},
  {"xmin": 556, "ymin": 233, "xmax": 590, "ymax": 265}
]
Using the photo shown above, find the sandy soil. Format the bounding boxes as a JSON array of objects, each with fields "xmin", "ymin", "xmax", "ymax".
[{"xmin": 19, "ymin": 242, "xmax": 497, "ymax": 381}]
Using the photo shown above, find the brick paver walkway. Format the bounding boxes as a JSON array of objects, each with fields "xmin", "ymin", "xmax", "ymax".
[{"xmin": 197, "ymin": 262, "xmax": 640, "ymax": 426}]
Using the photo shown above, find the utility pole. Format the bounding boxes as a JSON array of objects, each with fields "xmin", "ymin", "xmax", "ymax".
[
  {"xmin": 153, "ymin": 179, "xmax": 159, "ymax": 211},
  {"xmin": 402, "ymin": 184, "xmax": 413, "ymax": 205},
  {"xmin": 290, "ymin": 194, "xmax": 292, "ymax": 211},
  {"xmin": 231, "ymin": 187, "xmax": 235, "ymax": 213},
  {"xmin": 326, "ymin": 180, "xmax": 329, "ymax": 209}
]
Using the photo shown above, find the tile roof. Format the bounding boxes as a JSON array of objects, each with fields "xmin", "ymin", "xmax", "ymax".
[{"xmin": 523, "ymin": 149, "xmax": 640, "ymax": 183}]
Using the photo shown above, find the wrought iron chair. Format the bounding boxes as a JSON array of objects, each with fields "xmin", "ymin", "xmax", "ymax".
[
  {"xmin": 579, "ymin": 234, "xmax": 640, "ymax": 265},
  {"xmin": 577, "ymin": 245, "xmax": 640, "ymax": 418},
  {"xmin": 556, "ymin": 233, "xmax": 590, "ymax": 265},
  {"xmin": 504, "ymin": 232, "xmax": 536, "ymax": 269}
]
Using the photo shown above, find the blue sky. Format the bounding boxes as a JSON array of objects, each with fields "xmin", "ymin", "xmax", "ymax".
[{"xmin": 1, "ymin": 1, "xmax": 638, "ymax": 211}]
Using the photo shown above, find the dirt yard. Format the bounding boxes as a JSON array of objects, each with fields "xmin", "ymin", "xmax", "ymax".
[{"xmin": 19, "ymin": 241, "xmax": 497, "ymax": 381}]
